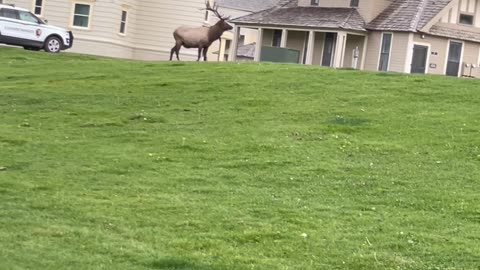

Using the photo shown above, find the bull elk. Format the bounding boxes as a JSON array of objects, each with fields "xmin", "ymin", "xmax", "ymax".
[{"xmin": 170, "ymin": 1, "xmax": 233, "ymax": 61}]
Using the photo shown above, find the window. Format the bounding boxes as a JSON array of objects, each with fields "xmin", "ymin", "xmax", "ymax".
[
  {"xmin": 72, "ymin": 3, "xmax": 91, "ymax": 28},
  {"xmin": 19, "ymin": 10, "xmax": 40, "ymax": 23},
  {"xmin": 239, "ymin": 35, "xmax": 245, "ymax": 46},
  {"xmin": 224, "ymin": 39, "xmax": 231, "ymax": 61},
  {"xmin": 378, "ymin": 33, "xmax": 392, "ymax": 71},
  {"xmin": 459, "ymin": 14, "xmax": 474, "ymax": 25},
  {"xmin": 0, "ymin": 8, "xmax": 18, "ymax": 19},
  {"xmin": 311, "ymin": 0, "xmax": 319, "ymax": 6},
  {"xmin": 33, "ymin": 0, "xmax": 43, "ymax": 16},
  {"xmin": 350, "ymin": 0, "xmax": 359, "ymax": 7},
  {"xmin": 272, "ymin": 30, "xmax": 282, "ymax": 47},
  {"xmin": 119, "ymin": 10, "xmax": 127, "ymax": 34}
]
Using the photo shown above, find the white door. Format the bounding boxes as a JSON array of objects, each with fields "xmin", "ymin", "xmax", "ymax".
[
  {"xmin": 15, "ymin": 10, "xmax": 43, "ymax": 41},
  {"xmin": 0, "ymin": 9, "xmax": 41, "ymax": 41},
  {"xmin": 0, "ymin": 8, "xmax": 22, "ymax": 38}
]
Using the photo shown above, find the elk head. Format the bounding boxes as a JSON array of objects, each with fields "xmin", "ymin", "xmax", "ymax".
[{"xmin": 205, "ymin": 1, "xmax": 233, "ymax": 31}]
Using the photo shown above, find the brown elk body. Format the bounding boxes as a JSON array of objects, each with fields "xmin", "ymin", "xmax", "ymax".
[{"xmin": 170, "ymin": 2, "xmax": 232, "ymax": 61}]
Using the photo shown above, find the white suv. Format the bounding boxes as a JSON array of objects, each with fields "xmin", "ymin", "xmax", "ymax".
[{"xmin": 0, "ymin": 4, "xmax": 73, "ymax": 53}]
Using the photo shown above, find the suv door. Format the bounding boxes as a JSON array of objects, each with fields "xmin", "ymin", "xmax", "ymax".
[
  {"xmin": 0, "ymin": 8, "xmax": 21, "ymax": 39},
  {"xmin": 16, "ymin": 10, "xmax": 43, "ymax": 41},
  {"xmin": 0, "ymin": 8, "xmax": 41, "ymax": 41}
]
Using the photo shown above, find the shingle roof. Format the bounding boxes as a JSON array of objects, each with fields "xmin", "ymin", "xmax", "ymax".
[
  {"xmin": 216, "ymin": 0, "xmax": 281, "ymax": 12},
  {"xmin": 429, "ymin": 25, "xmax": 480, "ymax": 43},
  {"xmin": 417, "ymin": 0, "xmax": 452, "ymax": 29},
  {"xmin": 367, "ymin": 0, "xmax": 452, "ymax": 31},
  {"xmin": 366, "ymin": 0, "xmax": 480, "ymax": 43},
  {"xmin": 232, "ymin": 7, "xmax": 366, "ymax": 32}
]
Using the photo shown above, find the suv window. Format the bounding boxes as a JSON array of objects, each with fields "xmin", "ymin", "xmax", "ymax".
[
  {"xmin": 0, "ymin": 8, "xmax": 19, "ymax": 19},
  {"xmin": 18, "ymin": 10, "xmax": 40, "ymax": 23}
]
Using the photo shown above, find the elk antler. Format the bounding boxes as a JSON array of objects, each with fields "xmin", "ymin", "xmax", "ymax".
[{"xmin": 204, "ymin": 1, "xmax": 230, "ymax": 20}]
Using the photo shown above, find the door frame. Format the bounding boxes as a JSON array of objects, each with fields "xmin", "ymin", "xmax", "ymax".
[
  {"xmin": 410, "ymin": 42, "xmax": 431, "ymax": 74},
  {"xmin": 377, "ymin": 32, "xmax": 394, "ymax": 71},
  {"xmin": 444, "ymin": 39, "xmax": 464, "ymax": 77},
  {"xmin": 321, "ymin": 32, "xmax": 336, "ymax": 67}
]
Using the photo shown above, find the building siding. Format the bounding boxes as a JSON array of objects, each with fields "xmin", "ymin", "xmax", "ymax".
[
  {"xmin": 412, "ymin": 33, "xmax": 480, "ymax": 77},
  {"xmin": 364, "ymin": 31, "xmax": 382, "ymax": 71},
  {"xmin": 461, "ymin": 40, "xmax": 480, "ymax": 76},
  {"xmin": 130, "ymin": 0, "xmax": 205, "ymax": 59},
  {"xmin": 388, "ymin": 32, "xmax": 410, "ymax": 73},
  {"xmin": 413, "ymin": 34, "xmax": 448, "ymax": 75},
  {"xmin": 363, "ymin": 31, "xmax": 410, "ymax": 73}
]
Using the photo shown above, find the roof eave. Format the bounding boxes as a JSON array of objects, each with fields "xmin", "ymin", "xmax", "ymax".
[{"xmin": 231, "ymin": 22, "xmax": 367, "ymax": 33}]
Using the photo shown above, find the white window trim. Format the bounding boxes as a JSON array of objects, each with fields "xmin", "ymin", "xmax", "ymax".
[
  {"xmin": 301, "ymin": 32, "xmax": 309, "ymax": 64},
  {"xmin": 317, "ymin": 33, "xmax": 328, "ymax": 66},
  {"xmin": 32, "ymin": 0, "xmax": 45, "ymax": 17},
  {"xmin": 411, "ymin": 41, "xmax": 431, "ymax": 74},
  {"xmin": 319, "ymin": 33, "xmax": 337, "ymax": 67},
  {"xmin": 118, "ymin": 9, "xmax": 128, "ymax": 36},
  {"xmin": 271, "ymin": 29, "xmax": 282, "ymax": 47},
  {"xmin": 70, "ymin": 1, "xmax": 93, "ymax": 30},
  {"xmin": 443, "ymin": 39, "xmax": 464, "ymax": 77},
  {"xmin": 378, "ymin": 32, "xmax": 393, "ymax": 72},
  {"xmin": 477, "ymin": 47, "xmax": 480, "ymax": 66},
  {"xmin": 403, "ymin": 33, "xmax": 414, "ymax": 73}
]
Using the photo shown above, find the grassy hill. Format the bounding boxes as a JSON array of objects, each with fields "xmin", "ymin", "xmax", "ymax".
[{"xmin": 0, "ymin": 47, "xmax": 479, "ymax": 270}]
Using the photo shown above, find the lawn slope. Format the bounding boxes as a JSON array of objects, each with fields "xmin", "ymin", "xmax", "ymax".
[{"xmin": 0, "ymin": 48, "xmax": 479, "ymax": 270}]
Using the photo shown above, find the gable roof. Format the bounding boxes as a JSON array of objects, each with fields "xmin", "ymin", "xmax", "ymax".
[
  {"xmin": 232, "ymin": 7, "xmax": 366, "ymax": 32},
  {"xmin": 216, "ymin": 0, "xmax": 282, "ymax": 12},
  {"xmin": 367, "ymin": 0, "xmax": 452, "ymax": 31}
]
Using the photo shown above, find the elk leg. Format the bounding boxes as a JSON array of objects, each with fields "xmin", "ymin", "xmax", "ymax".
[
  {"xmin": 170, "ymin": 41, "xmax": 182, "ymax": 61},
  {"xmin": 170, "ymin": 46, "xmax": 176, "ymax": 61},
  {"xmin": 197, "ymin": 48, "xmax": 202, "ymax": 62},
  {"xmin": 175, "ymin": 45, "xmax": 181, "ymax": 61},
  {"xmin": 203, "ymin": 47, "xmax": 209, "ymax": 61}
]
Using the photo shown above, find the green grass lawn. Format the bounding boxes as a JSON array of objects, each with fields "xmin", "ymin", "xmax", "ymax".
[{"xmin": 0, "ymin": 47, "xmax": 479, "ymax": 270}]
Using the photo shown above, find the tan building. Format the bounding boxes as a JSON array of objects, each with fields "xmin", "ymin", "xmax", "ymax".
[
  {"xmin": 5, "ymin": 0, "xmax": 209, "ymax": 60},
  {"xmin": 231, "ymin": 0, "xmax": 480, "ymax": 77}
]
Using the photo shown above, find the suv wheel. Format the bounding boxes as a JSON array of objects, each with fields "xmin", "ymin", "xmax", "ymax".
[{"xmin": 44, "ymin": 36, "xmax": 62, "ymax": 53}]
